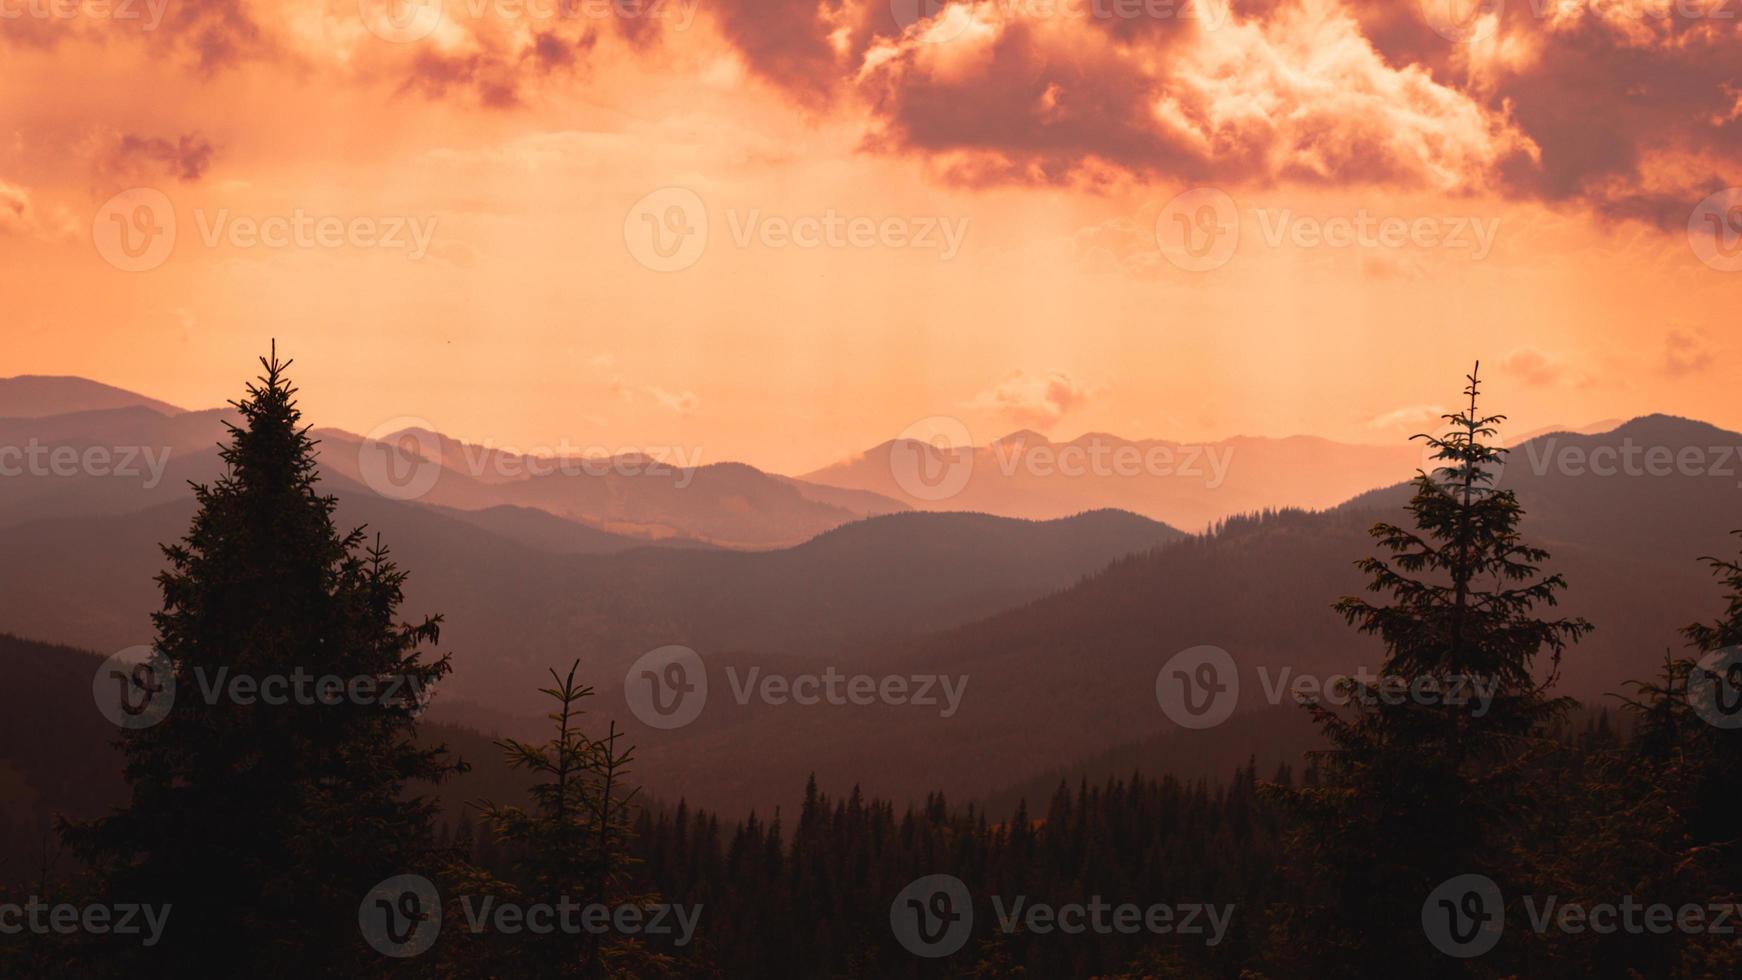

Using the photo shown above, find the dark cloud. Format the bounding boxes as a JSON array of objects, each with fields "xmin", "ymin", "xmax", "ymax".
[
  {"xmin": 857, "ymin": 3, "xmax": 1525, "ymax": 190},
  {"xmin": 860, "ymin": 20, "xmax": 1219, "ymax": 185},
  {"xmin": 402, "ymin": 49, "xmax": 524, "ymax": 109},
  {"xmin": 0, "ymin": 0, "xmax": 267, "ymax": 67},
  {"xmin": 708, "ymin": 0, "xmax": 851, "ymax": 108},
  {"xmin": 161, "ymin": 0, "xmax": 268, "ymax": 71},
  {"xmin": 1489, "ymin": 13, "xmax": 1738, "ymax": 223},
  {"xmin": 1331, "ymin": 0, "xmax": 1742, "ymax": 223},
  {"xmin": 709, "ymin": 0, "xmax": 1740, "ymax": 221},
  {"xmin": 14, "ymin": 0, "xmax": 1737, "ymax": 223},
  {"xmin": 529, "ymin": 29, "xmax": 599, "ymax": 72},
  {"xmin": 107, "ymin": 133, "xmax": 216, "ymax": 183},
  {"xmin": 399, "ymin": 24, "xmax": 602, "ymax": 108}
]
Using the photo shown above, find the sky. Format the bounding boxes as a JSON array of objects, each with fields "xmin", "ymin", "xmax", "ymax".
[{"xmin": 1, "ymin": 0, "xmax": 1739, "ymax": 474}]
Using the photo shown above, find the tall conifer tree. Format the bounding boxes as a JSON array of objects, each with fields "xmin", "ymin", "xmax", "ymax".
[
  {"xmin": 63, "ymin": 346, "xmax": 460, "ymax": 974},
  {"xmin": 1274, "ymin": 363, "xmax": 1591, "ymax": 974}
]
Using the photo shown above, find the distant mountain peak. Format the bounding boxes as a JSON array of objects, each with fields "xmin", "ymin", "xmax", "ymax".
[
  {"xmin": 994, "ymin": 429, "xmax": 1049, "ymax": 448},
  {"xmin": 1506, "ymin": 418, "xmax": 1625, "ymax": 445},
  {"xmin": 0, "ymin": 375, "xmax": 184, "ymax": 419},
  {"xmin": 1609, "ymin": 413, "xmax": 1734, "ymax": 441}
]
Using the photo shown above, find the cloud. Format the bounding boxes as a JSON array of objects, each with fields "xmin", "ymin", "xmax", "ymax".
[
  {"xmin": 0, "ymin": 0, "xmax": 624, "ymax": 110},
  {"xmin": 1662, "ymin": 327, "xmax": 1715, "ymax": 377},
  {"xmin": 971, "ymin": 370, "xmax": 1094, "ymax": 429},
  {"xmin": 0, "ymin": 0, "xmax": 263, "ymax": 67},
  {"xmin": 589, "ymin": 356, "xmax": 698, "ymax": 417},
  {"xmin": 854, "ymin": 0, "xmax": 1532, "ymax": 191},
  {"xmin": 708, "ymin": 0, "xmax": 851, "ymax": 108},
  {"xmin": 401, "ymin": 47, "xmax": 526, "ymax": 109},
  {"xmin": 1500, "ymin": 348, "xmax": 1568, "ymax": 387},
  {"xmin": 1365, "ymin": 403, "xmax": 1447, "ymax": 430},
  {"xmin": 705, "ymin": 0, "xmax": 1734, "ymax": 222},
  {"xmin": 97, "ymin": 133, "xmax": 217, "ymax": 185},
  {"xmin": 0, "ymin": 179, "xmax": 81, "ymax": 240},
  {"xmin": 0, "ymin": 181, "xmax": 31, "ymax": 235},
  {"xmin": 643, "ymin": 385, "xmax": 701, "ymax": 416},
  {"xmin": 1346, "ymin": 0, "xmax": 1742, "ymax": 226},
  {"xmin": 398, "ymin": 26, "xmax": 601, "ymax": 108},
  {"xmin": 1071, "ymin": 205, "xmax": 1169, "ymax": 278},
  {"xmin": 611, "ymin": 379, "xmax": 701, "ymax": 416},
  {"xmin": 11, "ymin": 0, "xmax": 1735, "ymax": 226}
]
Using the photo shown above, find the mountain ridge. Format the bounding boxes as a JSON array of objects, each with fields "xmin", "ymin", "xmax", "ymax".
[{"xmin": 0, "ymin": 376, "xmax": 185, "ymax": 419}]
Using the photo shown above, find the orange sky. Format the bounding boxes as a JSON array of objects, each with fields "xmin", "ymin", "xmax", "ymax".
[{"xmin": 1, "ymin": 0, "xmax": 1738, "ymax": 474}]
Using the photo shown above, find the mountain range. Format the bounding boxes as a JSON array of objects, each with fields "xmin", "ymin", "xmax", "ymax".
[
  {"xmin": 0, "ymin": 377, "xmax": 906, "ymax": 550},
  {"xmin": 626, "ymin": 414, "xmax": 1742, "ymax": 811},
  {"xmin": 4, "ymin": 375, "xmax": 1738, "ymax": 816},
  {"xmin": 802, "ymin": 429, "xmax": 1425, "ymax": 530},
  {"xmin": 3, "ymin": 374, "xmax": 1555, "ymax": 539},
  {"xmin": 0, "ymin": 465, "xmax": 1184, "ymax": 718}
]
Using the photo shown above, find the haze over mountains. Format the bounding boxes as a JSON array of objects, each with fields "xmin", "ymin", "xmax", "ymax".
[
  {"xmin": 0, "ymin": 376, "xmax": 907, "ymax": 550},
  {"xmin": 803, "ymin": 429, "xmax": 1427, "ymax": 530},
  {"xmin": 5, "ymin": 373, "xmax": 1589, "ymax": 540},
  {"xmin": 5, "ymin": 375, "xmax": 1737, "ymax": 815},
  {"xmin": 0, "ymin": 378, "xmax": 1190, "ymax": 718},
  {"xmin": 626, "ymin": 414, "xmax": 1742, "ymax": 811},
  {"xmin": 801, "ymin": 423, "xmax": 1630, "ymax": 531}
]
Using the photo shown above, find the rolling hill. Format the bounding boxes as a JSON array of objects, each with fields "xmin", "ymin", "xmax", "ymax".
[
  {"xmin": 620, "ymin": 414, "xmax": 1742, "ymax": 812},
  {"xmin": 0, "ymin": 481, "xmax": 1183, "ymax": 721}
]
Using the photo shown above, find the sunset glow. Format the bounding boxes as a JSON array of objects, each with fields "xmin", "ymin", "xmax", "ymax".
[{"xmin": 3, "ymin": 0, "xmax": 1738, "ymax": 472}]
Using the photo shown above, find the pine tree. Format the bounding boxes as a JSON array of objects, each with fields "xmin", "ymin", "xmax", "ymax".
[
  {"xmin": 471, "ymin": 660, "xmax": 663, "ymax": 978},
  {"xmin": 1274, "ymin": 362, "xmax": 1591, "ymax": 975},
  {"xmin": 1674, "ymin": 532, "xmax": 1742, "ymax": 891},
  {"xmin": 1570, "ymin": 533, "xmax": 1742, "ymax": 977},
  {"xmin": 1529, "ymin": 652, "xmax": 1730, "ymax": 978},
  {"xmin": 61, "ymin": 346, "xmax": 461, "ymax": 975}
]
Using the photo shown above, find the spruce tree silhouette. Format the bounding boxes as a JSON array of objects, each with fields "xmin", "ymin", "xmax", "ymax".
[
  {"xmin": 1273, "ymin": 362, "xmax": 1591, "ymax": 976},
  {"xmin": 1584, "ymin": 535, "xmax": 1742, "ymax": 976},
  {"xmin": 1675, "ymin": 533, "xmax": 1742, "ymax": 892},
  {"xmin": 469, "ymin": 660, "xmax": 660, "ymax": 978},
  {"xmin": 61, "ymin": 345, "xmax": 462, "ymax": 976}
]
